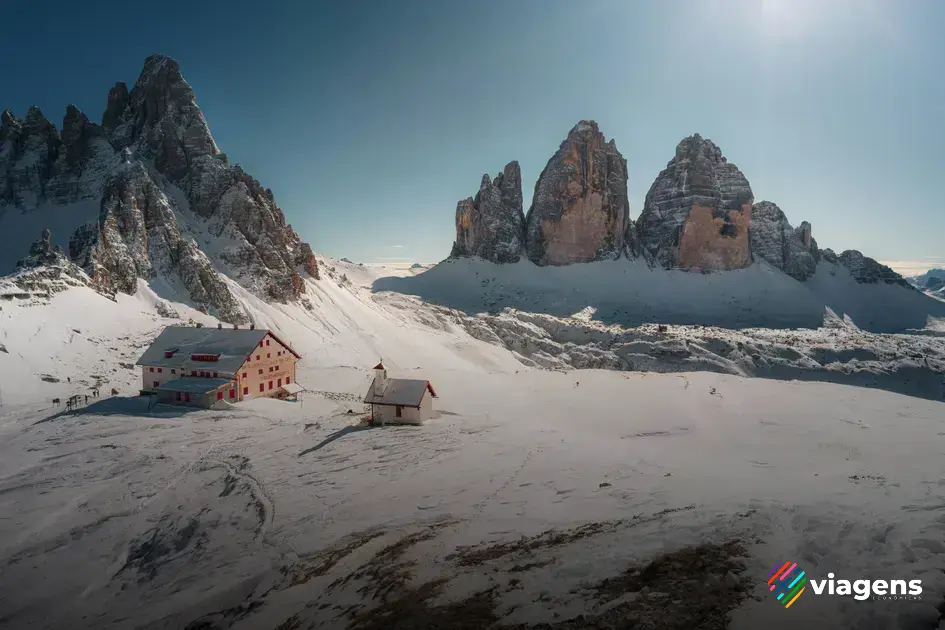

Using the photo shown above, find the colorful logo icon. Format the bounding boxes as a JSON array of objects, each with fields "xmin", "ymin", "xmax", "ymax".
[{"xmin": 768, "ymin": 561, "xmax": 807, "ymax": 608}]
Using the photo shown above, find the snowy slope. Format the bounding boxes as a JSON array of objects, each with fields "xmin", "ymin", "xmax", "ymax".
[
  {"xmin": 375, "ymin": 257, "xmax": 945, "ymax": 333},
  {"xmin": 1, "ymin": 367, "xmax": 944, "ymax": 629},
  {"xmin": 1, "ymin": 262, "xmax": 944, "ymax": 629}
]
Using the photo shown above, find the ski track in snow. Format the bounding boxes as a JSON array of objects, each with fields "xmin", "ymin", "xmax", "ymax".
[{"xmin": 0, "ymin": 258, "xmax": 944, "ymax": 628}]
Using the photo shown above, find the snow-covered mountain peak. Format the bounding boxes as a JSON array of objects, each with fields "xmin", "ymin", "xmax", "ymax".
[{"xmin": 0, "ymin": 54, "xmax": 319, "ymax": 324}]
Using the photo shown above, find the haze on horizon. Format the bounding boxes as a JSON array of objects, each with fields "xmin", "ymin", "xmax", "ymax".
[{"xmin": 2, "ymin": 0, "xmax": 943, "ymax": 274}]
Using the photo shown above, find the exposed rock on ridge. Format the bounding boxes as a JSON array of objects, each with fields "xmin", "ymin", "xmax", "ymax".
[
  {"xmin": 524, "ymin": 121, "xmax": 629, "ymax": 266},
  {"xmin": 637, "ymin": 134, "xmax": 753, "ymax": 271},
  {"xmin": 451, "ymin": 161, "xmax": 524, "ymax": 263},
  {"xmin": 749, "ymin": 201, "xmax": 817, "ymax": 281},
  {"xmin": 10, "ymin": 229, "xmax": 97, "ymax": 297},
  {"xmin": 835, "ymin": 250, "xmax": 910, "ymax": 287}
]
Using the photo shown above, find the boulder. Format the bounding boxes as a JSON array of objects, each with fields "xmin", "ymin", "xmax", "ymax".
[
  {"xmin": 637, "ymin": 134, "xmax": 753, "ymax": 271},
  {"xmin": 749, "ymin": 201, "xmax": 817, "ymax": 281},
  {"xmin": 451, "ymin": 161, "xmax": 524, "ymax": 263},
  {"xmin": 524, "ymin": 121, "xmax": 629, "ymax": 266}
]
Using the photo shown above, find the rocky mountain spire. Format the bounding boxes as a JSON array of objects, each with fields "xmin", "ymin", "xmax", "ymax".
[
  {"xmin": 524, "ymin": 121, "xmax": 629, "ymax": 266},
  {"xmin": 636, "ymin": 134, "xmax": 753, "ymax": 271},
  {"xmin": 748, "ymin": 201, "xmax": 817, "ymax": 281},
  {"xmin": 451, "ymin": 161, "xmax": 525, "ymax": 263}
]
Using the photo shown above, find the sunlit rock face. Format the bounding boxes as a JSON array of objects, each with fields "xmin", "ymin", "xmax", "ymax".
[
  {"xmin": 749, "ymin": 201, "xmax": 817, "ymax": 281},
  {"xmin": 637, "ymin": 134, "xmax": 753, "ymax": 271},
  {"xmin": 451, "ymin": 161, "xmax": 524, "ymax": 263},
  {"xmin": 524, "ymin": 121, "xmax": 629, "ymax": 266}
]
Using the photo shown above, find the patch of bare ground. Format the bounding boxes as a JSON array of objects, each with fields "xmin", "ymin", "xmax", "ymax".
[
  {"xmin": 448, "ymin": 505, "xmax": 695, "ymax": 568},
  {"xmin": 350, "ymin": 537, "xmax": 750, "ymax": 630},
  {"xmin": 282, "ymin": 529, "xmax": 386, "ymax": 586},
  {"xmin": 329, "ymin": 519, "xmax": 458, "ymax": 601}
]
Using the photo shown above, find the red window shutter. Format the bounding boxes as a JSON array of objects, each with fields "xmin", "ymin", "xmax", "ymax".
[
  {"xmin": 243, "ymin": 387, "xmax": 248, "ymax": 395},
  {"xmin": 267, "ymin": 353, "xmax": 270, "ymax": 358},
  {"xmin": 242, "ymin": 372, "xmax": 247, "ymax": 379},
  {"xmin": 266, "ymin": 339, "xmax": 270, "ymax": 346},
  {"xmin": 229, "ymin": 389, "xmax": 235, "ymax": 399},
  {"xmin": 278, "ymin": 378, "xmax": 282, "ymax": 387},
  {"xmin": 217, "ymin": 391, "xmax": 223, "ymax": 400},
  {"xmin": 213, "ymin": 372, "xmax": 218, "ymax": 377},
  {"xmin": 256, "ymin": 355, "xmax": 260, "ymax": 361},
  {"xmin": 268, "ymin": 381, "xmax": 273, "ymax": 390},
  {"xmin": 286, "ymin": 376, "xmax": 290, "ymax": 384},
  {"xmin": 191, "ymin": 370, "xmax": 196, "ymax": 376},
  {"xmin": 185, "ymin": 392, "xmax": 190, "ymax": 402},
  {"xmin": 259, "ymin": 383, "xmax": 264, "ymax": 392}
]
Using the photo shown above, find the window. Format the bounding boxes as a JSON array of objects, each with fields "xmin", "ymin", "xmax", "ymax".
[
  {"xmin": 191, "ymin": 370, "xmax": 197, "ymax": 376},
  {"xmin": 266, "ymin": 339, "xmax": 270, "ymax": 346},
  {"xmin": 213, "ymin": 371, "xmax": 218, "ymax": 378},
  {"xmin": 184, "ymin": 392, "xmax": 190, "ymax": 402},
  {"xmin": 277, "ymin": 378, "xmax": 282, "ymax": 387},
  {"xmin": 256, "ymin": 355, "xmax": 260, "ymax": 361},
  {"xmin": 243, "ymin": 386, "xmax": 248, "ymax": 395},
  {"xmin": 268, "ymin": 381, "xmax": 273, "ymax": 390},
  {"xmin": 242, "ymin": 372, "xmax": 247, "ymax": 379},
  {"xmin": 259, "ymin": 383, "xmax": 264, "ymax": 393},
  {"xmin": 157, "ymin": 368, "xmax": 162, "ymax": 374},
  {"xmin": 176, "ymin": 392, "xmax": 181, "ymax": 401},
  {"xmin": 268, "ymin": 367, "xmax": 273, "ymax": 373},
  {"xmin": 153, "ymin": 381, "xmax": 159, "ymax": 388},
  {"xmin": 171, "ymin": 369, "xmax": 176, "ymax": 375},
  {"xmin": 258, "ymin": 369, "xmax": 263, "ymax": 374},
  {"xmin": 286, "ymin": 376, "xmax": 290, "ymax": 384},
  {"xmin": 149, "ymin": 367, "xmax": 154, "ymax": 372},
  {"xmin": 229, "ymin": 389, "xmax": 235, "ymax": 399},
  {"xmin": 267, "ymin": 353, "xmax": 271, "ymax": 359},
  {"xmin": 396, "ymin": 406, "xmax": 402, "ymax": 418},
  {"xmin": 217, "ymin": 391, "xmax": 223, "ymax": 400},
  {"xmin": 275, "ymin": 365, "xmax": 279, "ymax": 371}
]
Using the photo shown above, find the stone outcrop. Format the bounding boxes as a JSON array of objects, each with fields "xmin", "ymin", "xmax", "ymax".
[
  {"xmin": 524, "ymin": 121, "xmax": 629, "ymax": 266},
  {"xmin": 1, "ymin": 54, "xmax": 320, "ymax": 322},
  {"xmin": 451, "ymin": 161, "xmax": 524, "ymax": 263},
  {"xmin": 12, "ymin": 229, "xmax": 96, "ymax": 297},
  {"xmin": 835, "ymin": 250, "xmax": 910, "ymax": 287},
  {"xmin": 749, "ymin": 201, "xmax": 817, "ymax": 281},
  {"xmin": 637, "ymin": 134, "xmax": 754, "ymax": 271}
]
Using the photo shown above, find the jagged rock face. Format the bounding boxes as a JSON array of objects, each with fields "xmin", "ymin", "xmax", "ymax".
[
  {"xmin": 451, "ymin": 161, "xmax": 524, "ymax": 263},
  {"xmin": 102, "ymin": 55, "xmax": 218, "ymax": 178},
  {"xmin": 0, "ymin": 107, "xmax": 62, "ymax": 210},
  {"xmin": 524, "ymin": 121, "xmax": 628, "ymax": 266},
  {"xmin": 836, "ymin": 250, "xmax": 910, "ymax": 287},
  {"xmin": 749, "ymin": 201, "xmax": 817, "ymax": 281},
  {"xmin": 637, "ymin": 134, "xmax": 754, "ymax": 271},
  {"xmin": 2, "ymin": 54, "xmax": 319, "ymax": 319},
  {"xmin": 70, "ymin": 158, "xmax": 247, "ymax": 322},
  {"xmin": 45, "ymin": 105, "xmax": 114, "ymax": 204},
  {"xmin": 927, "ymin": 276, "xmax": 944, "ymax": 290}
]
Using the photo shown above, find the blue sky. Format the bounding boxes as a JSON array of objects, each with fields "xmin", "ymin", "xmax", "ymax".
[{"xmin": 2, "ymin": 0, "xmax": 943, "ymax": 272}]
